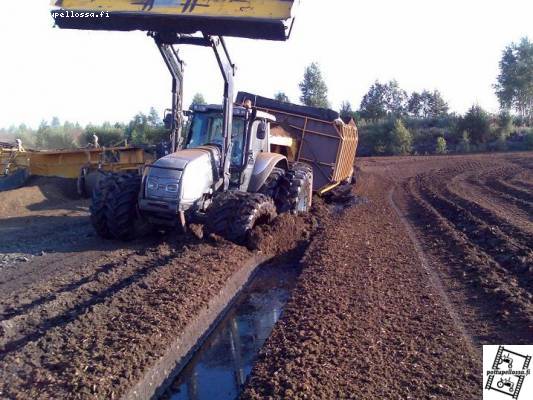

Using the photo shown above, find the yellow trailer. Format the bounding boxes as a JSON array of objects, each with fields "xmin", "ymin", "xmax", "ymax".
[
  {"xmin": 0, "ymin": 146, "xmax": 31, "ymax": 191},
  {"xmin": 51, "ymin": 0, "xmax": 298, "ymax": 40},
  {"xmin": 0, "ymin": 146, "xmax": 152, "ymax": 196}
]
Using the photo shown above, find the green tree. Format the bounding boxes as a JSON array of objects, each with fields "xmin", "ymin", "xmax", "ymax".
[
  {"xmin": 34, "ymin": 119, "xmax": 78, "ymax": 149},
  {"xmin": 147, "ymin": 107, "xmax": 161, "ymax": 126},
  {"xmin": 274, "ymin": 92, "xmax": 290, "ymax": 103},
  {"xmin": 191, "ymin": 93, "xmax": 206, "ymax": 107},
  {"xmin": 340, "ymin": 101, "xmax": 355, "ymax": 121},
  {"xmin": 458, "ymin": 105, "xmax": 491, "ymax": 144},
  {"xmin": 408, "ymin": 90, "xmax": 449, "ymax": 118},
  {"xmin": 435, "ymin": 137, "xmax": 447, "ymax": 154},
  {"xmin": 83, "ymin": 123, "xmax": 125, "ymax": 147},
  {"xmin": 457, "ymin": 131, "xmax": 471, "ymax": 153},
  {"xmin": 495, "ymin": 37, "xmax": 533, "ymax": 125},
  {"xmin": 360, "ymin": 80, "xmax": 408, "ymax": 121},
  {"xmin": 299, "ymin": 62, "xmax": 329, "ymax": 108},
  {"xmin": 126, "ymin": 110, "xmax": 168, "ymax": 146},
  {"xmin": 389, "ymin": 119, "xmax": 412, "ymax": 155}
]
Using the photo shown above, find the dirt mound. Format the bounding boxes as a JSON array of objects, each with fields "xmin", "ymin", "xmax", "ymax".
[
  {"xmin": 0, "ymin": 177, "xmax": 79, "ymax": 218},
  {"xmin": 248, "ymin": 213, "xmax": 318, "ymax": 254}
]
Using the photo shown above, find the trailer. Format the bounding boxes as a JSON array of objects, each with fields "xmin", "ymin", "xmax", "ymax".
[
  {"xmin": 0, "ymin": 145, "xmax": 152, "ymax": 196},
  {"xmin": 236, "ymin": 92, "xmax": 359, "ymax": 194},
  {"xmin": 0, "ymin": 145, "xmax": 30, "ymax": 191}
]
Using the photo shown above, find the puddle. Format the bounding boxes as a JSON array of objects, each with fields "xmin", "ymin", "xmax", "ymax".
[{"xmin": 161, "ymin": 262, "xmax": 299, "ymax": 400}]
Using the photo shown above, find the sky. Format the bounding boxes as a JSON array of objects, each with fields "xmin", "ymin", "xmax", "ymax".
[{"xmin": 0, "ymin": 0, "xmax": 532, "ymax": 129}]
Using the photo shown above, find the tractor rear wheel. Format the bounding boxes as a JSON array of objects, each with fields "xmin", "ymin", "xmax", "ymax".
[
  {"xmin": 278, "ymin": 162, "xmax": 313, "ymax": 214},
  {"xmin": 258, "ymin": 166, "xmax": 285, "ymax": 209},
  {"xmin": 207, "ymin": 192, "xmax": 277, "ymax": 244},
  {"xmin": 105, "ymin": 173, "xmax": 142, "ymax": 241}
]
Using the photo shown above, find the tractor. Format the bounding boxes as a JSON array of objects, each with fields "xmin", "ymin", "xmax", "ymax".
[{"xmin": 51, "ymin": 1, "xmax": 357, "ymax": 243}]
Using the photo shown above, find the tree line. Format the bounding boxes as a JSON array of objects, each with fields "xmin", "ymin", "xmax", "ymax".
[
  {"xmin": 285, "ymin": 36, "xmax": 533, "ymax": 156},
  {"xmin": 1, "ymin": 37, "xmax": 531, "ymax": 156},
  {"xmin": 0, "ymin": 108, "xmax": 169, "ymax": 150}
]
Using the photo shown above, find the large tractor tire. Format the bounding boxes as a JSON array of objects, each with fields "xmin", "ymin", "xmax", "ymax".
[
  {"xmin": 105, "ymin": 173, "xmax": 142, "ymax": 241},
  {"xmin": 258, "ymin": 166, "xmax": 285, "ymax": 207},
  {"xmin": 278, "ymin": 162, "xmax": 313, "ymax": 214},
  {"xmin": 207, "ymin": 192, "xmax": 277, "ymax": 244},
  {"xmin": 90, "ymin": 172, "xmax": 142, "ymax": 240},
  {"xmin": 90, "ymin": 174, "xmax": 116, "ymax": 239}
]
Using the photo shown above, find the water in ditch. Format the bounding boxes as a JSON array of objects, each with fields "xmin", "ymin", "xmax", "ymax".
[{"xmin": 161, "ymin": 262, "xmax": 300, "ymax": 400}]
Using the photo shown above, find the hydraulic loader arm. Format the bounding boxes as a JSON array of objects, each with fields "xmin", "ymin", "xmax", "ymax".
[{"xmin": 153, "ymin": 32, "xmax": 235, "ymax": 191}]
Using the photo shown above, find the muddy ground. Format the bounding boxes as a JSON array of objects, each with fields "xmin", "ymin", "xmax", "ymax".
[
  {"xmin": 242, "ymin": 152, "xmax": 532, "ymax": 399},
  {"xmin": 0, "ymin": 177, "xmax": 315, "ymax": 399},
  {"xmin": 0, "ymin": 152, "xmax": 532, "ymax": 399}
]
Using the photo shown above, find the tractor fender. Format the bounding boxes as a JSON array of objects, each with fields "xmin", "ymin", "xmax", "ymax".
[{"xmin": 248, "ymin": 153, "xmax": 288, "ymax": 193}]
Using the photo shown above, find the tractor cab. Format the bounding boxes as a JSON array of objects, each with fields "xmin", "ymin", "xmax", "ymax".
[{"xmin": 185, "ymin": 104, "xmax": 276, "ymax": 189}]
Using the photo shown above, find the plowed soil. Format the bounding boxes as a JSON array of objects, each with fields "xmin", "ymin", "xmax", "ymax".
[
  {"xmin": 242, "ymin": 152, "xmax": 532, "ymax": 399},
  {"xmin": 1, "ymin": 152, "xmax": 532, "ymax": 400},
  {"xmin": 0, "ymin": 177, "xmax": 316, "ymax": 399}
]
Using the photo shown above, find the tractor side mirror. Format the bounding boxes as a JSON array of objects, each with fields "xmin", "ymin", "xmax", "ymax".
[
  {"xmin": 163, "ymin": 112, "xmax": 173, "ymax": 129},
  {"xmin": 257, "ymin": 121, "xmax": 267, "ymax": 140}
]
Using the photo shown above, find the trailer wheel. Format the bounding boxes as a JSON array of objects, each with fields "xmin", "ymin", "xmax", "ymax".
[
  {"xmin": 90, "ymin": 174, "xmax": 116, "ymax": 239},
  {"xmin": 207, "ymin": 192, "xmax": 277, "ymax": 244},
  {"xmin": 278, "ymin": 162, "xmax": 313, "ymax": 214},
  {"xmin": 105, "ymin": 173, "xmax": 142, "ymax": 241},
  {"xmin": 258, "ymin": 167, "xmax": 285, "ymax": 209}
]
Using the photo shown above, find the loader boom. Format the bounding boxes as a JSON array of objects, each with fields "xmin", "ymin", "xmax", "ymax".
[{"xmin": 152, "ymin": 33, "xmax": 235, "ymax": 190}]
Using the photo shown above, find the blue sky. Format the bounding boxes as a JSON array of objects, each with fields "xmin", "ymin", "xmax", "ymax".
[{"xmin": 0, "ymin": 0, "xmax": 532, "ymax": 128}]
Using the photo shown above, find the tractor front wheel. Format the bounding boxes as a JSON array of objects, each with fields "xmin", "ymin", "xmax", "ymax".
[
  {"xmin": 90, "ymin": 172, "xmax": 144, "ymax": 240},
  {"xmin": 207, "ymin": 192, "xmax": 277, "ymax": 244}
]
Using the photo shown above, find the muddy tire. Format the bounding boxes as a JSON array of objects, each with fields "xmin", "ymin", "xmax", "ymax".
[
  {"xmin": 90, "ymin": 174, "xmax": 116, "ymax": 239},
  {"xmin": 207, "ymin": 192, "xmax": 277, "ymax": 244},
  {"xmin": 278, "ymin": 162, "xmax": 313, "ymax": 214},
  {"xmin": 258, "ymin": 167, "xmax": 285, "ymax": 207},
  {"xmin": 105, "ymin": 173, "xmax": 142, "ymax": 241}
]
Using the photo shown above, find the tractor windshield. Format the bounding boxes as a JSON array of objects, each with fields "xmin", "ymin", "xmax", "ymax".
[{"xmin": 186, "ymin": 112, "xmax": 246, "ymax": 166}]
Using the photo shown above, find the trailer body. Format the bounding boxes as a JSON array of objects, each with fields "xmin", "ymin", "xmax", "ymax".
[{"xmin": 236, "ymin": 92, "xmax": 358, "ymax": 193}]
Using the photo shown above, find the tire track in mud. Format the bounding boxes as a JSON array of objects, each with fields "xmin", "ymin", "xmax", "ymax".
[
  {"xmin": 469, "ymin": 178, "xmax": 533, "ymax": 217},
  {"xmin": 387, "ymin": 188, "xmax": 480, "ymax": 359},
  {"xmin": 416, "ymin": 188, "xmax": 532, "ymax": 293},
  {"xmin": 0, "ymin": 213, "xmax": 315, "ymax": 400},
  {"xmin": 0, "ymin": 244, "xmax": 179, "ymax": 355},
  {"xmin": 511, "ymin": 179, "xmax": 533, "ymax": 191},
  {"xmin": 401, "ymin": 163, "xmax": 532, "ymax": 346},
  {"xmin": 486, "ymin": 178, "xmax": 533, "ymax": 204}
]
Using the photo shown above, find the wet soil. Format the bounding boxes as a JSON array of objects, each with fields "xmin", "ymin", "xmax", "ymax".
[
  {"xmin": 0, "ymin": 188, "xmax": 315, "ymax": 399},
  {"xmin": 1, "ymin": 152, "xmax": 532, "ymax": 399},
  {"xmin": 242, "ymin": 152, "xmax": 532, "ymax": 399},
  {"xmin": 161, "ymin": 260, "xmax": 301, "ymax": 400}
]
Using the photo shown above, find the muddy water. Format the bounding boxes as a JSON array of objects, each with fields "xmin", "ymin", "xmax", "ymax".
[{"xmin": 161, "ymin": 263, "xmax": 299, "ymax": 400}]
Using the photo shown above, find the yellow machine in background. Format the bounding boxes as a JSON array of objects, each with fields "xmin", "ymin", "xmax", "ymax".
[
  {"xmin": 0, "ymin": 145, "xmax": 31, "ymax": 191},
  {"xmin": 0, "ymin": 145, "xmax": 152, "ymax": 196}
]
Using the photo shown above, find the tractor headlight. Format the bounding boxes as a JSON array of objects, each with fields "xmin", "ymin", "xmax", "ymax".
[
  {"xmin": 147, "ymin": 179, "xmax": 158, "ymax": 191},
  {"xmin": 180, "ymin": 157, "xmax": 212, "ymax": 203}
]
